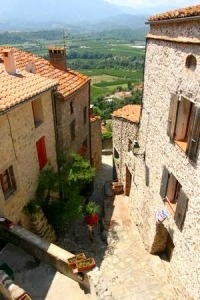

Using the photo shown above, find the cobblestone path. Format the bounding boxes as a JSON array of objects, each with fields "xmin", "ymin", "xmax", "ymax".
[{"xmin": 57, "ymin": 155, "xmax": 180, "ymax": 300}]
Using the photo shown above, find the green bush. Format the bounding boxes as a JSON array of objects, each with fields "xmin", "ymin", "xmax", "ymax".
[
  {"xmin": 27, "ymin": 153, "xmax": 95, "ymax": 230},
  {"xmin": 102, "ymin": 131, "xmax": 112, "ymax": 140}
]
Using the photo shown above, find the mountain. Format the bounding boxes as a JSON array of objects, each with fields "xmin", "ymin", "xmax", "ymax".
[
  {"xmin": 85, "ymin": 14, "xmax": 148, "ymax": 31},
  {"xmin": 0, "ymin": 0, "xmax": 122, "ymax": 25}
]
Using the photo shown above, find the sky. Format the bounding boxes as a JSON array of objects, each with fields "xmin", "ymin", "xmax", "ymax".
[{"xmin": 105, "ymin": 0, "xmax": 199, "ymax": 13}]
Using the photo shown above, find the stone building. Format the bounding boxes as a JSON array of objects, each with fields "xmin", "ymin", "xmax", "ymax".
[
  {"xmin": 0, "ymin": 48, "xmax": 58, "ymax": 227},
  {"xmin": 90, "ymin": 112, "xmax": 102, "ymax": 170},
  {"xmin": 0, "ymin": 46, "xmax": 91, "ymax": 161},
  {"xmin": 112, "ymin": 105, "xmax": 141, "ymax": 195},
  {"xmin": 112, "ymin": 5, "xmax": 200, "ymax": 300}
]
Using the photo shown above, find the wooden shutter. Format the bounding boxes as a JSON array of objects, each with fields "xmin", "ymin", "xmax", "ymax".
[
  {"xmin": 160, "ymin": 166, "xmax": 169, "ymax": 199},
  {"xmin": 186, "ymin": 106, "xmax": 200, "ymax": 162},
  {"xmin": 174, "ymin": 189, "xmax": 188, "ymax": 231},
  {"xmin": 9, "ymin": 166, "xmax": 16, "ymax": 190},
  {"xmin": 167, "ymin": 93, "xmax": 179, "ymax": 139},
  {"xmin": 36, "ymin": 136, "xmax": 47, "ymax": 170}
]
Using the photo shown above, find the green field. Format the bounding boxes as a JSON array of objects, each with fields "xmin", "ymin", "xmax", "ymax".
[
  {"xmin": 2, "ymin": 31, "xmax": 144, "ymax": 102},
  {"xmin": 79, "ymin": 68, "xmax": 143, "ymax": 99}
]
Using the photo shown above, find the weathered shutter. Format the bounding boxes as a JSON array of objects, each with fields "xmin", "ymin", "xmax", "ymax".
[
  {"xmin": 36, "ymin": 136, "xmax": 47, "ymax": 170},
  {"xmin": 174, "ymin": 189, "xmax": 188, "ymax": 231},
  {"xmin": 160, "ymin": 166, "xmax": 169, "ymax": 199},
  {"xmin": 167, "ymin": 93, "xmax": 179, "ymax": 139},
  {"xmin": 186, "ymin": 106, "xmax": 200, "ymax": 162}
]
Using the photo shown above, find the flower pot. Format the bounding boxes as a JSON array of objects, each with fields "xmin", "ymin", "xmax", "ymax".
[
  {"xmin": 17, "ymin": 293, "xmax": 32, "ymax": 300},
  {"xmin": 111, "ymin": 182, "xmax": 123, "ymax": 195},
  {"xmin": 76, "ymin": 258, "xmax": 96, "ymax": 272},
  {"xmin": 67, "ymin": 253, "xmax": 86, "ymax": 269}
]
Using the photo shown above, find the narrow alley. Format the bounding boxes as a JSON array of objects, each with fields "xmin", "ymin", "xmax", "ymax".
[{"xmin": 58, "ymin": 155, "xmax": 180, "ymax": 300}]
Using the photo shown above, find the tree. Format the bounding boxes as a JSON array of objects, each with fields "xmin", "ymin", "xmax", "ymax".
[{"xmin": 27, "ymin": 153, "xmax": 95, "ymax": 230}]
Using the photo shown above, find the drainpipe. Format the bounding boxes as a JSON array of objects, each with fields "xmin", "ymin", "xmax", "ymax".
[
  {"xmin": 51, "ymin": 90, "xmax": 59, "ymax": 170},
  {"xmin": 88, "ymin": 81, "xmax": 92, "ymax": 166}
]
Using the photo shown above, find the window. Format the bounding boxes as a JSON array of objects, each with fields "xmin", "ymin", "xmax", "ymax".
[
  {"xmin": 167, "ymin": 93, "xmax": 200, "ymax": 161},
  {"xmin": 36, "ymin": 136, "xmax": 47, "ymax": 170},
  {"xmin": 70, "ymin": 101, "xmax": 74, "ymax": 114},
  {"xmin": 114, "ymin": 148, "xmax": 120, "ymax": 166},
  {"xmin": 160, "ymin": 166, "xmax": 188, "ymax": 231},
  {"xmin": 70, "ymin": 119, "xmax": 76, "ymax": 142},
  {"xmin": 32, "ymin": 98, "xmax": 44, "ymax": 128},
  {"xmin": 0, "ymin": 166, "xmax": 16, "ymax": 200},
  {"xmin": 79, "ymin": 139, "xmax": 88, "ymax": 157},
  {"xmin": 128, "ymin": 139, "xmax": 133, "ymax": 152},
  {"xmin": 83, "ymin": 106, "xmax": 87, "ymax": 125},
  {"xmin": 185, "ymin": 54, "xmax": 197, "ymax": 71}
]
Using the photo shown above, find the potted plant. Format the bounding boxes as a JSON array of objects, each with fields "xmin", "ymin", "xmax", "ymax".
[
  {"xmin": 111, "ymin": 181, "xmax": 123, "ymax": 195},
  {"xmin": 84, "ymin": 201, "xmax": 100, "ymax": 241},
  {"xmin": 84, "ymin": 201, "xmax": 99, "ymax": 216},
  {"xmin": 76, "ymin": 258, "xmax": 96, "ymax": 272},
  {"xmin": 67, "ymin": 253, "xmax": 86, "ymax": 269}
]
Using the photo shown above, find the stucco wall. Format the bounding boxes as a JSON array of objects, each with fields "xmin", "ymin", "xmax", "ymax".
[
  {"xmin": 56, "ymin": 83, "xmax": 91, "ymax": 161},
  {"xmin": 0, "ymin": 91, "xmax": 57, "ymax": 227},
  {"xmin": 129, "ymin": 22, "xmax": 200, "ymax": 300}
]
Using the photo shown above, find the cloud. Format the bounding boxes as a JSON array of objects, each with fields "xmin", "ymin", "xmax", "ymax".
[{"xmin": 104, "ymin": 0, "xmax": 199, "ymax": 10}]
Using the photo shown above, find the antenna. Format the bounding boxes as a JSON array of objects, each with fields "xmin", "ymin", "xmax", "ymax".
[{"xmin": 63, "ymin": 31, "xmax": 69, "ymax": 50}]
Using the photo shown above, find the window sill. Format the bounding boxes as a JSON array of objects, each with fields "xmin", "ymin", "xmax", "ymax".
[
  {"xmin": 34, "ymin": 121, "xmax": 44, "ymax": 128},
  {"xmin": 174, "ymin": 140, "xmax": 187, "ymax": 152},
  {"xmin": 163, "ymin": 198, "xmax": 176, "ymax": 217}
]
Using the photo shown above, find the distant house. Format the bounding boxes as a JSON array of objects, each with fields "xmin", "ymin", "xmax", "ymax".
[
  {"xmin": 0, "ymin": 48, "xmax": 58, "ymax": 227},
  {"xmin": 112, "ymin": 5, "xmax": 200, "ymax": 300},
  {"xmin": 0, "ymin": 46, "xmax": 91, "ymax": 161},
  {"xmin": 112, "ymin": 104, "xmax": 141, "ymax": 194}
]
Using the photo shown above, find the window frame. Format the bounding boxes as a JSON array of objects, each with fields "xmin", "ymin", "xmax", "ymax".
[
  {"xmin": 0, "ymin": 166, "xmax": 16, "ymax": 200},
  {"xmin": 70, "ymin": 101, "xmax": 74, "ymax": 115},
  {"xmin": 32, "ymin": 98, "xmax": 44, "ymax": 128},
  {"xmin": 160, "ymin": 166, "xmax": 188, "ymax": 231},
  {"xmin": 167, "ymin": 93, "xmax": 200, "ymax": 162},
  {"xmin": 70, "ymin": 119, "xmax": 76, "ymax": 142}
]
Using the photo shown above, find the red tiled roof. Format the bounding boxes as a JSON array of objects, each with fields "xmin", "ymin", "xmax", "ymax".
[
  {"xmin": 149, "ymin": 5, "xmax": 200, "ymax": 22},
  {"xmin": 112, "ymin": 105, "xmax": 141, "ymax": 123},
  {"xmin": 0, "ymin": 64, "xmax": 57, "ymax": 113},
  {"xmin": 90, "ymin": 115, "xmax": 101, "ymax": 122},
  {"xmin": 0, "ymin": 47, "xmax": 90, "ymax": 100}
]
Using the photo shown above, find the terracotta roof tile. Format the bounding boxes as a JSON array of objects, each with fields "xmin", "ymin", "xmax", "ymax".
[
  {"xmin": 0, "ymin": 64, "xmax": 57, "ymax": 113},
  {"xmin": 0, "ymin": 47, "xmax": 90, "ymax": 100},
  {"xmin": 149, "ymin": 5, "xmax": 200, "ymax": 22},
  {"xmin": 90, "ymin": 115, "xmax": 101, "ymax": 122},
  {"xmin": 112, "ymin": 105, "xmax": 141, "ymax": 123}
]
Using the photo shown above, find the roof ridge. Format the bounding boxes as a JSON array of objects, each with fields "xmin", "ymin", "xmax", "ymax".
[{"xmin": 149, "ymin": 4, "xmax": 200, "ymax": 22}]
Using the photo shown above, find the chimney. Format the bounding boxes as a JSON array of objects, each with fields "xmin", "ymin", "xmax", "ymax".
[
  {"xmin": 48, "ymin": 46, "xmax": 66, "ymax": 70},
  {"xmin": 2, "ymin": 48, "xmax": 16, "ymax": 74}
]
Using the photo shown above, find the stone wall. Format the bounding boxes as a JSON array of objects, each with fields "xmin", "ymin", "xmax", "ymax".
[
  {"xmin": 129, "ymin": 21, "xmax": 200, "ymax": 299},
  {"xmin": 90, "ymin": 116, "xmax": 102, "ymax": 170},
  {"xmin": 30, "ymin": 208, "xmax": 56, "ymax": 242},
  {"xmin": 56, "ymin": 83, "xmax": 91, "ymax": 161},
  {"xmin": 0, "ymin": 224, "xmax": 91, "ymax": 292},
  {"xmin": 0, "ymin": 91, "xmax": 57, "ymax": 228},
  {"xmin": 112, "ymin": 116, "xmax": 139, "ymax": 187}
]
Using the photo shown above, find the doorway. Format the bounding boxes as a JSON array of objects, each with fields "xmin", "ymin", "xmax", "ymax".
[{"xmin": 125, "ymin": 166, "xmax": 132, "ymax": 196}]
